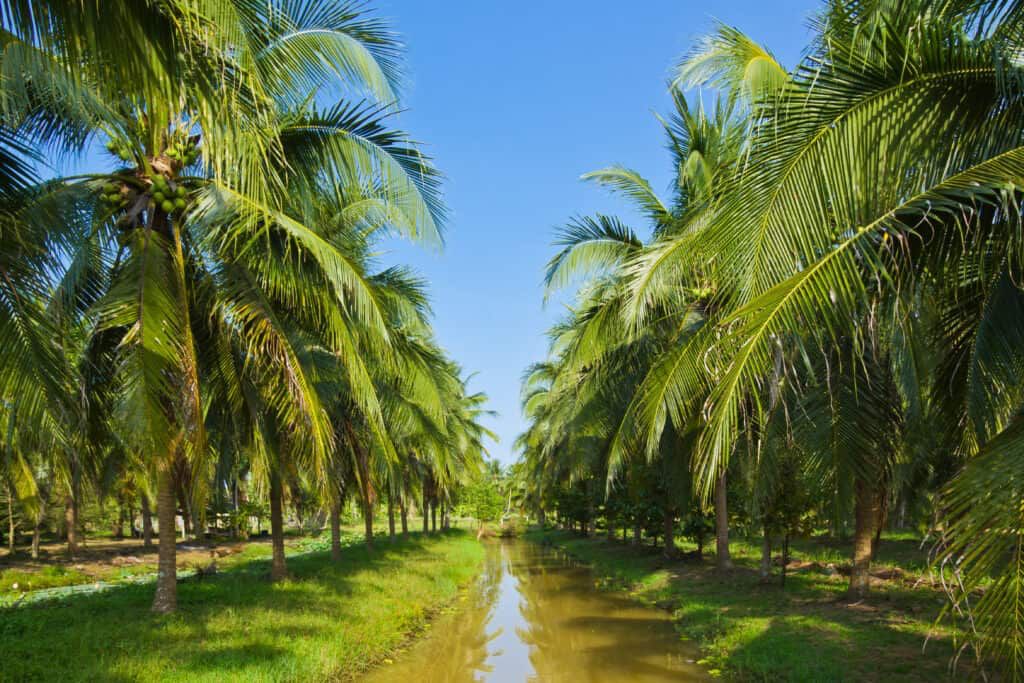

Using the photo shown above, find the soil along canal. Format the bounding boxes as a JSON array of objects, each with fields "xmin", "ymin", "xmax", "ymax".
[{"xmin": 364, "ymin": 538, "xmax": 707, "ymax": 682}]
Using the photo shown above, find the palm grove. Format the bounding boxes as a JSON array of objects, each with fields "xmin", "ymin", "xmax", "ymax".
[
  {"xmin": 516, "ymin": 0, "xmax": 1024, "ymax": 676},
  {"xmin": 0, "ymin": 0, "xmax": 492, "ymax": 614}
]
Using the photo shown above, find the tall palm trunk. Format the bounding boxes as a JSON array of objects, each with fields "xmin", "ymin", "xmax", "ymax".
[
  {"xmin": 269, "ymin": 472, "xmax": 287, "ymax": 581},
  {"xmin": 399, "ymin": 498, "xmax": 408, "ymax": 534},
  {"xmin": 430, "ymin": 501, "xmax": 437, "ymax": 532},
  {"xmin": 663, "ymin": 508, "xmax": 678, "ymax": 559},
  {"xmin": 780, "ymin": 532, "xmax": 791, "ymax": 587},
  {"xmin": 152, "ymin": 467, "xmax": 178, "ymax": 613},
  {"xmin": 422, "ymin": 492, "xmax": 429, "ymax": 533},
  {"xmin": 363, "ymin": 497, "xmax": 374, "ymax": 547},
  {"xmin": 849, "ymin": 478, "xmax": 879, "ymax": 599},
  {"xmin": 113, "ymin": 502, "xmax": 124, "ymax": 539},
  {"xmin": 632, "ymin": 519, "xmax": 641, "ymax": 546},
  {"xmin": 64, "ymin": 491, "xmax": 78, "ymax": 557},
  {"xmin": 330, "ymin": 501, "xmax": 342, "ymax": 561},
  {"xmin": 191, "ymin": 505, "xmax": 202, "ymax": 541},
  {"xmin": 7, "ymin": 486, "xmax": 15, "ymax": 553},
  {"xmin": 585, "ymin": 494, "xmax": 595, "ymax": 537},
  {"xmin": 715, "ymin": 470, "xmax": 732, "ymax": 571},
  {"xmin": 347, "ymin": 424, "xmax": 375, "ymax": 549},
  {"xmin": 387, "ymin": 494, "xmax": 396, "ymax": 542},
  {"xmin": 31, "ymin": 496, "xmax": 45, "ymax": 560},
  {"xmin": 141, "ymin": 493, "xmax": 154, "ymax": 548},
  {"xmin": 759, "ymin": 525, "xmax": 772, "ymax": 581}
]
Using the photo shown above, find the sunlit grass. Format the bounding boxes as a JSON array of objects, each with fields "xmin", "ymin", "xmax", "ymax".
[
  {"xmin": 528, "ymin": 529, "xmax": 967, "ymax": 681},
  {"xmin": 0, "ymin": 530, "xmax": 483, "ymax": 683},
  {"xmin": 0, "ymin": 565, "xmax": 91, "ymax": 593}
]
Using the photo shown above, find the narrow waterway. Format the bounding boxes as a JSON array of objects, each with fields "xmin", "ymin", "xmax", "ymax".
[{"xmin": 364, "ymin": 538, "xmax": 708, "ymax": 682}]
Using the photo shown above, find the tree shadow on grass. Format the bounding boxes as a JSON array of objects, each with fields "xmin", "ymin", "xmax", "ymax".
[
  {"xmin": 1, "ymin": 530, "xmax": 473, "ymax": 682},
  {"xmin": 546, "ymin": 532, "xmax": 970, "ymax": 682}
]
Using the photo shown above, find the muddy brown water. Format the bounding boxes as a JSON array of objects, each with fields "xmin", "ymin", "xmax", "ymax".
[{"xmin": 363, "ymin": 538, "xmax": 708, "ymax": 682}]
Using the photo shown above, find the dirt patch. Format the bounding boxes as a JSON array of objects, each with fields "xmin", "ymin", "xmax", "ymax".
[{"xmin": 2, "ymin": 537, "xmax": 268, "ymax": 587}]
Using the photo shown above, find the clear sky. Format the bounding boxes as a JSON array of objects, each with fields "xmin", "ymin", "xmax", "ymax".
[{"xmin": 376, "ymin": 1, "xmax": 818, "ymax": 464}]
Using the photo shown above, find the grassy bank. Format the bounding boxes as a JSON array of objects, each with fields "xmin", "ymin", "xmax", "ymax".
[
  {"xmin": 526, "ymin": 528, "xmax": 967, "ymax": 681},
  {"xmin": 1, "ymin": 530, "xmax": 483, "ymax": 682}
]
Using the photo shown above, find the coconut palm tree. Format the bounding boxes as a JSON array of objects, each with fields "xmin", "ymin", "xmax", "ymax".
[
  {"xmin": 621, "ymin": 0, "xmax": 1024, "ymax": 668},
  {"xmin": 1, "ymin": 0, "xmax": 445, "ymax": 612}
]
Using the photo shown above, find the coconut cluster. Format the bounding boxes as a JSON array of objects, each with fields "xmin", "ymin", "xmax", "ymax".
[
  {"xmin": 149, "ymin": 174, "xmax": 188, "ymax": 213},
  {"xmin": 100, "ymin": 181, "xmax": 130, "ymax": 208},
  {"xmin": 166, "ymin": 138, "xmax": 199, "ymax": 166},
  {"xmin": 99, "ymin": 174, "xmax": 188, "ymax": 215},
  {"xmin": 104, "ymin": 140, "xmax": 134, "ymax": 163}
]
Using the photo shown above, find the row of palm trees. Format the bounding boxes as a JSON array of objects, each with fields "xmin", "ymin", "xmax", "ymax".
[
  {"xmin": 516, "ymin": 0, "xmax": 1024, "ymax": 675},
  {"xmin": 0, "ymin": 0, "xmax": 491, "ymax": 614}
]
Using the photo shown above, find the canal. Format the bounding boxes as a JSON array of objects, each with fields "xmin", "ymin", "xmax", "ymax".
[{"xmin": 364, "ymin": 538, "xmax": 708, "ymax": 682}]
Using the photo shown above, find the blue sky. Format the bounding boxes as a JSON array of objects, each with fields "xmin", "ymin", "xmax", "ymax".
[{"xmin": 376, "ymin": 1, "xmax": 818, "ymax": 464}]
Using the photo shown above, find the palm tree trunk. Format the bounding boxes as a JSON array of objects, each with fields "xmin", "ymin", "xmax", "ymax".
[
  {"xmin": 442, "ymin": 504, "xmax": 450, "ymax": 530},
  {"xmin": 400, "ymin": 499, "xmax": 408, "ymax": 534},
  {"xmin": 387, "ymin": 494, "xmax": 396, "ymax": 542},
  {"xmin": 330, "ymin": 501, "xmax": 342, "ymax": 562},
  {"xmin": 781, "ymin": 532, "xmax": 790, "ymax": 587},
  {"xmin": 7, "ymin": 486, "xmax": 15, "ymax": 553},
  {"xmin": 363, "ymin": 497, "xmax": 374, "ymax": 548},
  {"xmin": 422, "ymin": 493, "xmax": 429, "ymax": 533},
  {"xmin": 31, "ymin": 496, "xmax": 45, "ymax": 560},
  {"xmin": 849, "ymin": 478, "xmax": 879, "ymax": 599},
  {"xmin": 663, "ymin": 508, "xmax": 678, "ymax": 559},
  {"xmin": 430, "ymin": 502, "xmax": 437, "ymax": 532},
  {"xmin": 871, "ymin": 495, "xmax": 888, "ymax": 557},
  {"xmin": 113, "ymin": 502, "xmax": 124, "ymax": 539},
  {"xmin": 64, "ymin": 492, "xmax": 78, "ymax": 557},
  {"xmin": 141, "ymin": 493, "xmax": 154, "ymax": 548},
  {"xmin": 152, "ymin": 467, "xmax": 178, "ymax": 613},
  {"xmin": 269, "ymin": 472, "xmax": 287, "ymax": 581},
  {"xmin": 585, "ymin": 495, "xmax": 595, "ymax": 537},
  {"xmin": 632, "ymin": 520, "xmax": 641, "ymax": 546},
  {"xmin": 715, "ymin": 470, "xmax": 732, "ymax": 571},
  {"xmin": 191, "ymin": 505, "xmax": 202, "ymax": 541},
  {"xmin": 759, "ymin": 526, "xmax": 772, "ymax": 581}
]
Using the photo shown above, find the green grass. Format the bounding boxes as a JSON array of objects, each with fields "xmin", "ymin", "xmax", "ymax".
[
  {"xmin": 0, "ymin": 565, "xmax": 91, "ymax": 593},
  {"xmin": 0, "ymin": 530, "xmax": 484, "ymax": 682},
  {"xmin": 526, "ymin": 529, "xmax": 969, "ymax": 682}
]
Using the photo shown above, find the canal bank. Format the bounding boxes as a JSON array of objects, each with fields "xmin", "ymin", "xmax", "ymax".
[
  {"xmin": 527, "ymin": 529, "xmax": 973, "ymax": 681},
  {"xmin": 1, "ymin": 531, "xmax": 484, "ymax": 682},
  {"xmin": 363, "ymin": 537, "xmax": 707, "ymax": 682}
]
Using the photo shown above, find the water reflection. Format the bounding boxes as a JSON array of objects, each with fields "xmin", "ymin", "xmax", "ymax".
[{"xmin": 364, "ymin": 539, "xmax": 707, "ymax": 682}]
